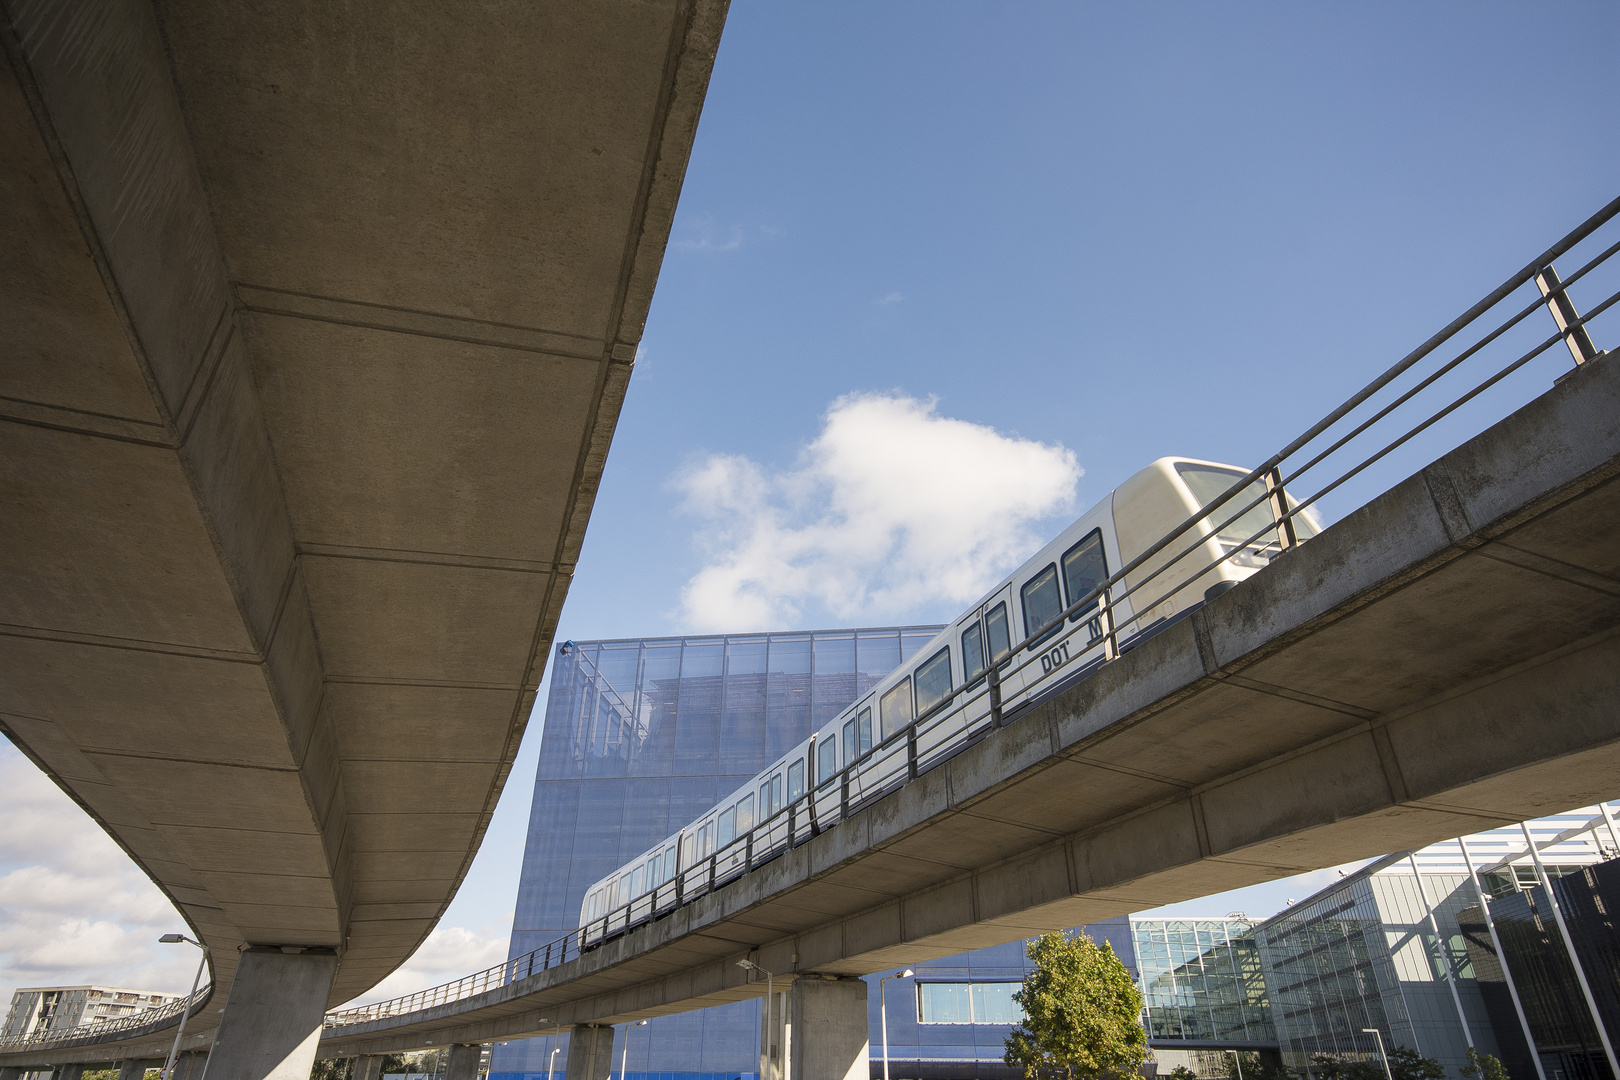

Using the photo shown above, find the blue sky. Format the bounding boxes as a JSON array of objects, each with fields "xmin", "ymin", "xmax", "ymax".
[{"xmin": 4, "ymin": 2, "xmax": 1617, "ymax": 1003}]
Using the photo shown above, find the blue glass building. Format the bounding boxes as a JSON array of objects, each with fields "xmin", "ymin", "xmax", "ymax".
[{"xmin": 490, "ymin": 628, "xmax": 1138, "ymax": 1080}]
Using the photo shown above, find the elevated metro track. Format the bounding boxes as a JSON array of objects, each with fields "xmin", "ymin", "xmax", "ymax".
[
  {"xmin": 0, "ymin": 0, "xmax": 726, "ymax": 1064},
  {"xmin": 305, "ymin": 206, "xmax": 1620, "ymax": 1057},
  {"xmin": 323, "ymin": 352, "xmax": 1620, "ymax": 1055}
]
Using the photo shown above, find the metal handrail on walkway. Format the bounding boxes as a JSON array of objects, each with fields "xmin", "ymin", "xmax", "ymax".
[
  {"xmin": 323, "ymin": 193, "xmax": 1619, "ymax": 1033},
  {"xmin": 0, "ymin": 985, "xmax": 211, "ymax": 1053}
]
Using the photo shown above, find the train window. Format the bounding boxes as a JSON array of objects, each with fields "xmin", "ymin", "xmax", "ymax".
[
  {"xmin": 761, "ymin": 773, "xmax": 783, "ymax": 818},
  {"xmin": 858, "ymin": 706, "xmax": 873, "ymax": 754},
  {"xmin": 1062, "ymin": 531, "xmax": 1108, "ymax": 620},
  {"xmin": 787, "ymin": 759, "xmax": 805, "ymax": 803},
  {"xmin": 1176, "ymin": 463, "xmax": 1318, "ymax": 544},
  {"xmin": 842, "ymin": 718, "xmax": 857, "ymax": 763},
  {"xmin": 718, "ymin": 807, "xmax": 736, "ymax": 846},
  {"xmin": 737, "ymin": 793, "xmax": 755, "ymax": 834},
  {"xmin": 961, "ymin": 622, "xmax": 986, "ymax": 685},
  {"xmin": 663, "ymin": 845, "xmax": 677, "ymax": 881},
  {"xmin": 630, "ymin": 865, "xmax": 644, "ymax": 899},
  {"xmin": 986, "ymin": 603, "xmax": 1011, "ymax": 665},
  {"xmin": 818, "ymin": 738, "xmax": 837, "ymax": 784},
  {"xmin": 914, "ymin": 647, "xmax": 952, "ymax": 716},
  {"xmin": 680, "ymin": 831, "xmax": 696, "ymax": 866},
  {"xmin": 880, "ymin": 678, "xmax": 912, "ymax": 741},
  {"xmin": 1021, "ymin": 564, "xmax": 1063, "ymax": 648}
]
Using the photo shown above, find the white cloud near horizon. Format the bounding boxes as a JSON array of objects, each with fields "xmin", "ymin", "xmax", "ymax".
[
  {"xmin": 0, "ymin": 744, "xmax": 515, "ymax": 1012},
  {"xmin": 336, "ymin": 923, "xmax": 513, "ymax": 1009},
  {"xmin": 674, "ymin": 392, "xmax": 1082, "ymax": 632},
  {"xmin": 0, "ymin": 745, "xmax": 198, "ymax": 1001}
]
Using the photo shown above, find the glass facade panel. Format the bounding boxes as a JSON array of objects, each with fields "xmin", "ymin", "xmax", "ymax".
[
  {"xmin": 496, "ymin": 626, "xmax": 944, "ymax": 1080},
  {"xmin": 1132, "ymin": 918, "xmax": 1276, "ymax": 1046}
]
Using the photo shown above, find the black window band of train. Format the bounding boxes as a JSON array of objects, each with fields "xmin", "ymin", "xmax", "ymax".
[{"xmin": 577, "ymin": 457, "xmax": 1321, "ymax": 946}]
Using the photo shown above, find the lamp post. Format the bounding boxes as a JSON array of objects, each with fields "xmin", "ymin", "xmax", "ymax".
[
  {"xmin": 878, "ymin": 969, "xmax": 914, "ymax": 1080},
  {"xmin": 547, "ymin": 1044, "xmax": 560, "ymax": 1080},
  {"xmin": 1226, "ymin": 1050, "xmax": 1245, "ymax": 1080},
  {"xmin": 158, "ymin": 934, "xmax": 208, "ymax": 1080},
  {"xmin": 737, "ymin": 960, "xmax": 776, "ymax": 1080},
  {"xmin": 619, "ymin": 1019, "xmax": 647, "ymax": 1080},
  {"xmin": 1362, "ymin": 1028, "xmax": 1394, "ymax": 1080}
]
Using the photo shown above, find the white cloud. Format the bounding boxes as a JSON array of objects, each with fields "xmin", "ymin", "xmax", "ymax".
[
  {"xmin": 0, "ymin": 745, "xmax": 197, "ymax": 1000},
  {"xmin": 674, "ymin": 392, "xmax": 1081, "ymax": 631},
  {"xmin": 672, "ymin": 212, "xmax": 744, "ymax": 253},
  {"xmin": 877, "ymin": 291, "xmax": 904, "ymax": 306},
  {"xmin": 338, "ymin": 923, "xmax": 512, "ymax": 1008}
]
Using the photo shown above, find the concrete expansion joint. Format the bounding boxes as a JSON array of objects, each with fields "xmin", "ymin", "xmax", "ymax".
[{"xmin": 1421, "ymin": 461, "xmax": 1479, "ymax": 545}]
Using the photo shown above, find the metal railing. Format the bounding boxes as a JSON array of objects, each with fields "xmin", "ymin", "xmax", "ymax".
[
  {"xmin": 0, "ymin": 986, "xmax": 211, "ymax": 1053},
  {"xmin": 322, "ymin": 192, "xmax": 1619, "ymax": 1033}
]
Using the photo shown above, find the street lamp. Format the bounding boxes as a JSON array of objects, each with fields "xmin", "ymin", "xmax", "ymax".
[
  {"xmin": 1225, "ymin": 1050, "xmax": 1245, "ymax": 1080},
  {"xmin": 158, "ymin": 934, "xmax": 208, "ymax": 1080},
  {"xmin": 619, "ymin": 1019, "xmax": 647, "ymax": 1080},
  {"xmin": 879, "ymin": 969, "xmax": 914, "ymax": 1080},
  {"xmin": 737, "ymin": 960, "xmax": 776, "ymax": 1080},
  {"xmin": 1363, "ymin": 1028, "xmax": 1394, "ymax": 1080},
  {"xmin": 547, "ymin": 1044, "xmax": 561, "ymax": 1080}
]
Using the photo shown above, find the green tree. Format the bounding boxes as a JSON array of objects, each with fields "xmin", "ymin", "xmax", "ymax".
[
  {"xmin": 1224, "ymin": 1052, "xmax": 1293, "ymax": 1080},
  {"xmin": 1309, "ymin": 1053, "xmax": 1383, "ymax": 1080},
  {"xmin": 1386, "ymin": 1047, "xmax": 1445, "ymax": 1080},
  {"xmin": 1004, "ymin": 930, "xmax": 1149, "ymax": 1080},
  {"xmin": 1459, "ymin": 1049, "xmax": 1509, "ymax": 1080},
  {"xmin": 1168, "ymin": 1067, "xmax": 1199, "ymax": 1080},
  {"xmin": 310, "ymin": 1059, "xmax": 355, "ymax": 1080}
]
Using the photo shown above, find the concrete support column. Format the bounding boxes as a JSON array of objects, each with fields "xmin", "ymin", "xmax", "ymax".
[
  {"xmin": 117, "ymin": 1060, "xmax": 161, "ymax": 1080},
  {"xmin": 199, "ymin": 948, "xmax": 337, "ymax": 1080},
  {"xmin": 444, "ymin": 1046, "xmax": 481, "ymax": 1080},
  {"xmin": 563, "ymin": 1026, "xmax": 614, "ymax": 1080},
  {"xmin": 1, "ymin": 1067, "xmax": 22, "ymax": 1080},
  {"xmin": 56, "ymin": 1065, "xmax": 85, "ymax": 1080},
  {"xmin": 352, "ymin": 1057, "xmax": 382, "ymax": 1080},
  {"xmin": 790, "ymin": 977, "xmax": 869, "ymax": 1080}
]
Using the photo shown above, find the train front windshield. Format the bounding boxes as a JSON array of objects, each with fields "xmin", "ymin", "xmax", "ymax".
[{"xmin": 1176, "ymin": 464, "xmax": 1318, "ymax": 545}]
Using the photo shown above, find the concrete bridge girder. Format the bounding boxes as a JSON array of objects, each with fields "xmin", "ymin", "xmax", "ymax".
[
  {"xmin": 319, "ymin": 352, "xmax": 1620, "ymax": 1055},
  {"xmin": 0, "ymin": 0, "xmax": 726, "ymax": 1067}
]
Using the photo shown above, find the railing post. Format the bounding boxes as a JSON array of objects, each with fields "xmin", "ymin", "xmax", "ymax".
[
  {"xmin": 841, "ymin": 770, "xmax": 850, "ymax": 819},
  {"xmin": 906, "ymin": 726, "xmax": 919, "ymax": 780},
  {"xmin": 1100, "ymin": 589, "xmax": 1118, "ymax": 661},
  {"xmin": 708, "ymin": 853, "xmax": 717, "ymax": 892},
  {"xmin": 788, "ymin": 803, "xmax": 798, "ymax": 848},
  {"xmin": 1264, "ymin": 466, "xmax": 1298, "ymax": 550},
  {"xmin": 675, "ymin": 867, "xmax": 684, "ymax": 905},
  {"xmin": 745, "ymin": 828, "xmax": 754, "ymax": 871},
  {"xmin": 809, "ymin": 792, "xmax": 821, "ymax": 837},
  {"xmin": 988, "ymin": 665, "xmax": 1003, "ymax": 728},
  {"xmin": 1536, "ymin": 264, "xmax": 1603, "ymax": 367}
]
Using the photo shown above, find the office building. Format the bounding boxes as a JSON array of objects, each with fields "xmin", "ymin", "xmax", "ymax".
[
  {"xmin": 1252, "ymin": 811, "xmax": 1616, "ymax": 1079},
  {"xmin": 494, "ymin": 627, "xmax": 945, "ymax": 1080},
  {"xmin": 1132, "ymin": 918, "xmax": 1279, "ymax": 1076},
  {"xmin": 2, "ymin": 986, "xmax": 183, "ymax": 1039},
  {"xmin": 1459, "ymin": 854, "xmax": 1620, "ymax": 1080}
]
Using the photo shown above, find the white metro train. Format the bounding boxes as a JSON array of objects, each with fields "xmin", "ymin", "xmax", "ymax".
[{"xmin": 578, "ymin": 457, "xmax": 1320, "ymax": 946}]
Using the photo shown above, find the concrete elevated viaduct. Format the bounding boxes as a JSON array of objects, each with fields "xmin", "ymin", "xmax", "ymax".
[
  {"xmin": 310, "ymin": 350, "xmax": 1620, "ymax": 1076},
  {"xmin": 0, "ymin": 0, "xmax": 726, "ymax": 1075}
]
